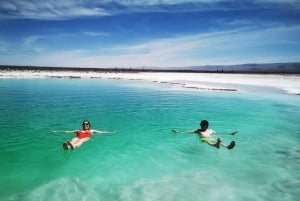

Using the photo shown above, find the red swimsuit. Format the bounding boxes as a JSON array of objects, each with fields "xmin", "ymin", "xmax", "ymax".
[{"xmin": 77, "ymin": 130, "xmax": 92, "ymax": 139}]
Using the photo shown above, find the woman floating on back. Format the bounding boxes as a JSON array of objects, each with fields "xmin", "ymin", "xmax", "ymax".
[
  {"xmin": 172, "ymin": 120, "xmax": 236, "ymax": 149},
  {"xmin": 53, "ymin": 120, "xmax": 118, "ymax": 150}
]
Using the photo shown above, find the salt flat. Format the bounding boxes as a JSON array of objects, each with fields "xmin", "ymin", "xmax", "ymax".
[{"xmin": 1, "ymin": 70, "xmax": 299, "ymax": 95}]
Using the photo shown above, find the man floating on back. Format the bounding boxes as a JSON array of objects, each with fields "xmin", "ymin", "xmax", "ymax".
[{"xmin": 172, "ymin": 120, "xmax": 236, "ymax": 149}]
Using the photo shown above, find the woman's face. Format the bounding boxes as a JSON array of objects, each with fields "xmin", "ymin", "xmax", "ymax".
[{"xmin": 82, "ymin": 122, "xmax": 90, "ymax": 130}]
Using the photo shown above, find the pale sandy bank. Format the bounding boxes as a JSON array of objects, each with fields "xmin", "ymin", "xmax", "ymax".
[{"xmin": 1, "ymin": 70, "xmax": 299, "ymax": 95}]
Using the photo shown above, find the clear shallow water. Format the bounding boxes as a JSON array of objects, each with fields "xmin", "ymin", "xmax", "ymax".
[{"xmin": 0, "ymin": 78, "xmax": 299, "ymax": 201}]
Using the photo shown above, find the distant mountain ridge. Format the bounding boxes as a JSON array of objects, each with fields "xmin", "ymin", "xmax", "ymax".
[
  {"xmin": 1, "ymin": 63, "xmax": 300, "ymax": 73},
  {"xmin": 176, "ymin": 63, "xmax": 300, "ymax": 73}
]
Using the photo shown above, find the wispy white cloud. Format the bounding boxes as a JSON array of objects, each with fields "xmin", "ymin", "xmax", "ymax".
[
  {"xmin": 82, "ymin": 31, "xmax": 110, "ymax": 37},
  {"xmin": 21, "ymin": 32, "xmax": 109, "ymax": 54},
  {"xmin": 23, "ymin": 35, "xmax": 45, "ymax": 48},
  {"xmin": 3, "ymin": 24, "xmax": 298, "ymax": 67},
  {"xmin": 0, "ymin": 0, "xmax": 298, "ymax": 67},
  {"xmin": 1, "ymin": 0, "xmax": 299, "ymax": 20},
  {"xmin": 0, "ymin": 0, "xmax": 109, "ymax": 20},
  {"xmin": 22, "ymin": 33, "xmax": 74, "ymax": 53}
]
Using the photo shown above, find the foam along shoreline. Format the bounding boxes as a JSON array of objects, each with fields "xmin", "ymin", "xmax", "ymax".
[{"xmin": 0, "ymin": 70, "xmax": 300, "ymax": 95}]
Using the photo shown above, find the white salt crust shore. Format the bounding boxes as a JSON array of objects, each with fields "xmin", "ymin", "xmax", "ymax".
[{"xmin": 1, "ymin": 70, "xmax": 300, "ymax": 95}]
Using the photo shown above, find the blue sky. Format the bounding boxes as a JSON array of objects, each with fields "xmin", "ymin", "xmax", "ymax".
[{"xmin": 0, "ymin": 0, "xmax": 300, "ymax": 68}]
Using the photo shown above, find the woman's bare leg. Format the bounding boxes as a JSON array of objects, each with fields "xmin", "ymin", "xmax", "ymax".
[
  {"xmin": 73, "ymin": 138, "xmax": 90, "ymax": 148},
  {"xmin": 67, "ymin": 137, "xmax": 80, "ymax": 149}
]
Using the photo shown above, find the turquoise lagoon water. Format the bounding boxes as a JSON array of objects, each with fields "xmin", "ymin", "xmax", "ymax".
[{"xmin": 0, "ymin": 78, "xmax": 299, "ymax": 201}]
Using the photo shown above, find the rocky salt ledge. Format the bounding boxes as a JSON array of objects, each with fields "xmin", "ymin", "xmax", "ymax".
[{"xmin": 1, "ymin": 70, "xmax": 300, "ymax": 95}]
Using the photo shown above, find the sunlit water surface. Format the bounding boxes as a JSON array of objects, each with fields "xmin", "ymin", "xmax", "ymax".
[{"xmin": 0, "ymin": 78, "xmax": 299, "ymax": 201}]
